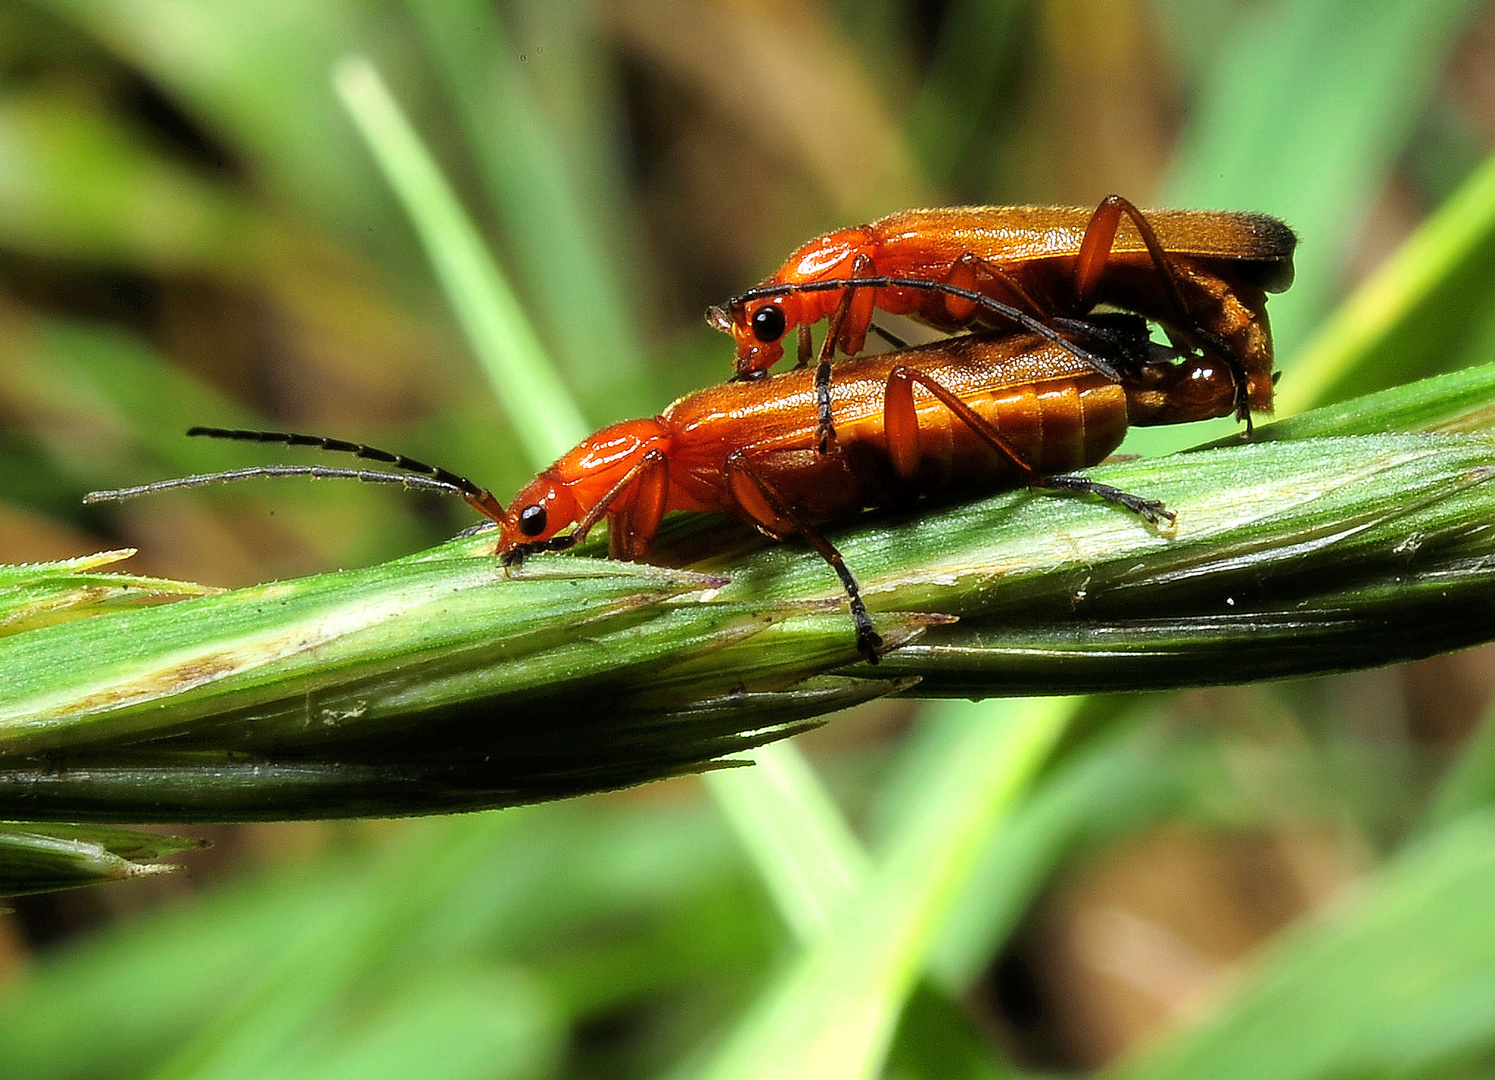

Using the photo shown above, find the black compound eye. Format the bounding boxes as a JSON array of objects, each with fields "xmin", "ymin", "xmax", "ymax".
[
  {"xmin": 750, "ymin": 304, "xmax": 787, "ymax": 343},
  {"xmin": 518, "ymin": 505, "xmax": 547, "ymax": 537}
]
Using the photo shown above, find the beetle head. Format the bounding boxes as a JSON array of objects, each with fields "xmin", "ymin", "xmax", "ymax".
[{"xmin": 498, "ymin": 475, "xmax": 580, "ymax": 556}]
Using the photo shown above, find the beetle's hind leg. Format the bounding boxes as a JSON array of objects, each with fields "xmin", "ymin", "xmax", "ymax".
[
  {"xmin": 883, "ymin": 364, "xmax": 1174, "ymax": 528},
  {"xmin": 1074, "ymin": 195, "xmax": 1257, "ymax": 433},
  {"xmin": 1042, "ymin": 473, "xmax": 1175, "ymax": 527}
]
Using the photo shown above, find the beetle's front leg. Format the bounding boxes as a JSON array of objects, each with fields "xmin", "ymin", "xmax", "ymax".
[{"xmin": 815, "ymin": 253, "xmax": 877, "ymax": 455}]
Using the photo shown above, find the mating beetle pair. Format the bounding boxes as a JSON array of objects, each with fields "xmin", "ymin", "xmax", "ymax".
[{"xmin": 91, "ymin": 198, "xmax": 1296, "ymax": 662}]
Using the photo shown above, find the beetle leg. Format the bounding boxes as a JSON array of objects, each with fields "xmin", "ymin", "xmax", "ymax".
[
  {"xmin": 885, "ymin": 370, "xmax": 1052, "ymax": 487},
  {"xmin": 1195, "ymin": 322, "xmax": 1253, "ymax": 433},
  {"xmin": 835, "ymin": 253, "xmax": 880, "ymax": 358},
  {"xmin": 608, "ymin": 450, "xmax": 671, "ymax": 560},
  {"xmin": 1076, "ymin": 196, "xmax": 1191, "ymax": 319},
  {"xmin": 815, "ymin": 253, "xmax": 876, "ymax": 454},
  {"xmin": 885, "ymin": 365, "xmax": 1175, "ymax": 526},
  {"xmin": 1050, "ymin": 313, "xmax": 1160, "ymax": 372},
  {"xmin": 816, "ymin": 293, "xmax": 852, "ymax": 454},
  {"xmin": 883, "ymin": 366, "xmax": 923, "ymax": 482},
  {"xmin": 571, "ymin": 449, "xmax": 666, "ymax": 554},
  {"xmin": 794, "ymin": 324, "xmax": 813, "ymax": 369},
  {"xmin": 885, "ymin": 365, "xmax": 1046, "ymax": 483},
  {"xmin": 814, "ymin": 362, "xmax": 836, "ymax": 455},
  {"xmin": 1042, "ymin": 473, "xmax": 1175, "ymax": 526},
  {"xmin": 867, "ymin": 322, "xmax": 909, "ymax": 350},
  {"xmin": 945, "ymin": 252, "xmax": 1047, "ymax": 323},
  {"xmin": 1077, "ymin": 195, "xmax": 1254, "ymax": 430},
  {"xmin": 725, "ymin": 450, "xmax": 882, "ymax": 663}
]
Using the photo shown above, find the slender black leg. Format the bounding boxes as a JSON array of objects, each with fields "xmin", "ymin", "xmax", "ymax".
[
  {"xmin": 1042, "ymin": 474, "xmax": 1175, "ymax": 526},
  {"xmin": 725, "ymin": 451, "xmax": 882, "ymax": 662},
  {"xmin": 887, "ymin": 365, "xmax": 1175, "ymax": 527},
  {"xmin": 814, "ymin": 253, "xmax": 876, "ymax": 454},
  {"xmin": 867, "ymin": 322, "xmax": 909, "ymax": 350}
]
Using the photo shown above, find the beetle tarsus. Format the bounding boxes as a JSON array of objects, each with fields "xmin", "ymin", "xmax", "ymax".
[{"xmin": 1044, "ymin": 474, "xmax": 1175, "ymax": 527}]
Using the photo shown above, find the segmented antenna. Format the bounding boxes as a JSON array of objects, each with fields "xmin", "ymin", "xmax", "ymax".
[
  {"xmin": 83, "ymin": 427, "xmax": 507, "ymax": 524},
  {"xmin": 729, "ymin": 276, "xmax": 1122, "ymax": 382}
]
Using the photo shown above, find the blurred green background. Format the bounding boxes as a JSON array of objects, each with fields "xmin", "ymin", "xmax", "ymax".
[{"xmin": 4, "ymin": 1, "xmax": 1495, "ymax": 1077}]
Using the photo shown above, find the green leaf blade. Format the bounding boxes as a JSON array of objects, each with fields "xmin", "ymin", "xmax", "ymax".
[{"xmin": 1108, "ymin": 812, "xmax": 1495, "ymax": 1080}]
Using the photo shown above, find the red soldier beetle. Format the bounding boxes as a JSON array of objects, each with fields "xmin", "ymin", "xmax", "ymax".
[
  {"xmin": 87, "ymin": 318, "xmax": 1245, "ymax": 663},
  {"xmin": 707, "ymin": 196, "xmax": 1296, "ymax": 433}
]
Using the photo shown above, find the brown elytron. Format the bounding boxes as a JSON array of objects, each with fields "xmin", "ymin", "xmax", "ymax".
[
  {"xmin": 709, "ymin": 196, "xmax": 1296, "ymax": 430},
  {"xmin": 88, "ymin": 322, "xmax": 1244, "ymax": 662}
]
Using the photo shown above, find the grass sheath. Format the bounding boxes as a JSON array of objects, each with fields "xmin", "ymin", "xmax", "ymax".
[{"xmin": 0, "ymin": 366, "xmax": 1493, "ymax": 825}]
